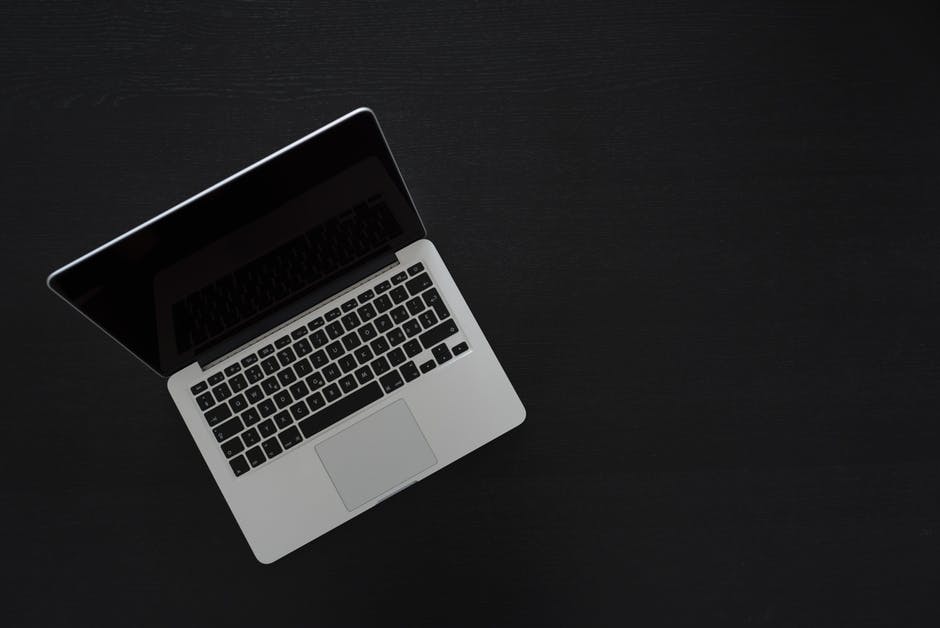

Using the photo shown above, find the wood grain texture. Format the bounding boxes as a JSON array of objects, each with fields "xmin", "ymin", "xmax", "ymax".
[{"xmin": 3, "ymin": 1, "xmax": 940, "ymax": 625}]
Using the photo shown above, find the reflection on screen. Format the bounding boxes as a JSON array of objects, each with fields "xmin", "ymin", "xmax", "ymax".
[
  {"xmin": 149, "ymin": 156, "xmax": 415, "ymax": 372},
  {"xmin": 171, "ymin": 195, "xmax": 402, "ymax": 354}
]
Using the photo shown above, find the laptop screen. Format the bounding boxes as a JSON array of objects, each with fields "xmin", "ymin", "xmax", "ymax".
[{"xmin": 48, "ymin": 110, "xmax": 425, "ymax": 376}]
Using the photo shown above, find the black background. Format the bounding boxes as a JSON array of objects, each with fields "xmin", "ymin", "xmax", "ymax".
[{"xmin": 4, "ymin": 2, "xmax": 939, "ymax": 626}]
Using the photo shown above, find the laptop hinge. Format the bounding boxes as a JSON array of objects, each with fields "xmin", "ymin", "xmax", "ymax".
[{"xmin": 196, "ymin": 252, "xmax": 399, "ymax": 372}]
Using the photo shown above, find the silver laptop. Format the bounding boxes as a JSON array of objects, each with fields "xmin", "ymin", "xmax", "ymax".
[{"xmin": 47, "ymin": 108, "xmax": 525, "ymax": 563}]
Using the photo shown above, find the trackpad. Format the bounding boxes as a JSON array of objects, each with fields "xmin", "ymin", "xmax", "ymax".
[{"xmin": 315, "ymin": 400, "xmax": 437, "ymax": 511}]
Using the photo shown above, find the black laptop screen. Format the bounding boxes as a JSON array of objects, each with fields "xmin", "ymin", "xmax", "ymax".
[{"xmin": 48, "ymin": 110, "xmax": 425, "ymax": 376}]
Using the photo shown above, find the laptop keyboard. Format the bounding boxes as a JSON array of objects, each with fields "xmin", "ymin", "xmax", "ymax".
[{"xmin": 188, "ymin": 262, "xmax": 470, "ymax": 477}]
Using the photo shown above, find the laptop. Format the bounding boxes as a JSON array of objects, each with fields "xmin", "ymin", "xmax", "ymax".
[{"xmin": 47, "ymin": 108, "xmax": 525, "ymax": 563}]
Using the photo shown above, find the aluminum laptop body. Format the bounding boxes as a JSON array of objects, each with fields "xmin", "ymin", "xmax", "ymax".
[{"xmin": 47, "ymin": 108, "xmax": 525, "ymax": 563}]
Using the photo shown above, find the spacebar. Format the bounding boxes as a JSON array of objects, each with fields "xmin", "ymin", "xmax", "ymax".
[{"xmin": 298, "ymin": 382, "xmax": 383, "ymax": 438}]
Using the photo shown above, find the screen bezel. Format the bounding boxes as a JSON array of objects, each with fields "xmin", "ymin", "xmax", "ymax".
[{"xmin": 47, "ymin": 108, "xmax": 426, "ymax": 377}]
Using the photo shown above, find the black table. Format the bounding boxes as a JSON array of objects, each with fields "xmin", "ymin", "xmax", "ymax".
[{"xmin": 6, "ymin": 2, "xmax": 939, "ymax": 625}]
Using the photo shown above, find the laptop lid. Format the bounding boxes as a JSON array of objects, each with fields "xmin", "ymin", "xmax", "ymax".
[{"xmin": 48, "ymin": 108, "xmax": 426, "ymax": 377}]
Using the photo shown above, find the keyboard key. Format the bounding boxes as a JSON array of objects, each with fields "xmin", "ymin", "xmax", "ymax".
[
  {"xmin": 208, "ymin": 372, "xmax": 225, "ymax": 386},
  {"xmin": 262, "ymin": 436, "xmax": 282, "ymax": 458},
  {"xmin": 224, "ymin": 363, "xmax": 241, "ymax": 377},
  {"xmin": 294, "ymin": 357, "xmax": 313, "ymax": 377},
  {"xmin": 261, "ymin": 377, "xmax": 280, "ymax": 395},
  {"xmin": 242, "ymin": 427, "xmax": 261, "ymax": 446},
  {"xmin": 230, "ymin": 455, "xmax": 250, "ymax": 477},
  {"xmin": 325, "ymin": 308, "xmax": 342, "ymax": 321},
  {"xmin": 375, "ymin": 280, "xmax": 391, "ymax": 293},
  {"xmin": 433, "ymin": 343, "xmax": 453, "ymax": 365},
  {"xmin": 229, "ymin": 394, "xmax": 247, "ymax": 413},
  {"xmin": 388, "ymin": 328, "xmax": 406, "ymax": 346},
  {"xmin": 291, "ymin": 327, "xmax": 308, "ymax": 340},
  {"xmin": 388, "ymin": 348, "xmax": 406, "ymax": 367},
  {"xmin": 305, "ymin": 372, "xmax": 325, "ymax": 390},
  {"xmin": 323, "ymin": 384, "xmax": 341, "ymax": 402},
  {"xmin": 229, "ymin": 373, "xmax": 248, "ymax": 392},
  {"xmin": 212, "ymin": 382, "xmax": 232, "ymax": 402},
  {"xmin": 403, "ymin": 319, "xmax": 422, "ymax": 338},
  {"xmin": 289, "ymin": 400, "xmax": 309, "ymax": 420},
  {"xmin": 422, "ymin": 288, "xmax": 449, "ymax": 319},
  {"xmin": 379, "ymin": 370, "xmax": 405, "ymax": 393},
  {"xmin": 406, "ymin": 297, "xmax": 424, "ymax": 316},
  {"xmin": 258, "ymin": 344, "xmax": 275, "ymax": 358},
  {"xmin": 355, "ymin": 366, "xmax": 374, "ymax": 384},
  {"xmin": 392, "ymin": 271, "xmax": 408, "ymax": 285},
  {"xmin": 308, "ymin": 316, "xmax": 325, "ymax": 330},
  {"xmin": 261, "ymin": 356, "xmax": 280, "ymax": 375},
  {"xmin": 338, "ymin": 374, "xmax": 357, "ymax": 394},
  {"xmin": 277, "ymin": 347, "xmax": 296, "ymax": 367},
  {"xmin": 258, "ymin": 399, "xmax": 277, "ymax": 418},
  {"xmin": 326, "ymin": 321, "xmax": 345, "ymax": 340},
  {"xmin": 354, "ymin": 346, "xmax": 374, "ymax": 364},
  {"xmin": 326, "ymin": 341, "xmax": 344, "ymax": 359},
  {"xmin": 213, "ymin": 416, "xmax": 243, "ymax": 442},
  {"xmin": 374, "ymin": 314, "xmax": 393, "ymax": 333},
  {"xmin": 294, "ymin": 338, "xmax": 312, "ymax": 356},
  {"xmin": 275, "ymin": 335, "xmax": 291, "ymax": 349},
  {"xmin": 241, "ymin": 354, "xmax": 258, "ymax": 367},
  {"xmin": 274, "ymin": 410, "xmax": 294, "ymax": 429},
  {"xmin": 191, "ymin": 381, "xmax": 208, "ymax": 395},
  {"xmin": 245, "ymin": 446, "xmax": 266, "ymax": 467},
  {"xmin": 357, "ymin": 289, "xmax": 374, "ymax": 303},
  {"xmin": 406, "ymin": 272, "xmax": 432, "ymax": 295},
  {"xmin": 307, "ymin": 391, "xmax": 325, "ymax": 411},
  {"xmin": 196, "ymin": 392, "xmax": 215, "ymax": 411},
  {"xmin": 341, "ymin": 332, "xmax": 361, "ymax": 351},
  {"xmin": 310, "ymin": 330, "xmax": 328, "ymax": 348},
  {"xmin": 323, "ymin": 363, "xmax": 342, "ymax": 382},
  {"xmin": 371, "ymin": 356, "xmax": 391, "ymax": 375},
  {"xmin": 273, "ymin": 390, "xmax": 292, "ymax": 409},
  {"xmin": 221, "ymin": 435, "xmax": 244, "ymax": 458},
  {"xmin": 370, "ymin": 336, "xmax": 390, "ymax": 355},
  {"xmin": 390, "ymin": 306, "xmax": 409, "ymax": 324},
  {"xmin": 298, "ymin": 382, "xmax": 383, "ymax": 438},
  {"xmin": 358, "ymin": 303, "xmax": 376, "ymax": 321},
  {"xmin": 258, "ymin": 419, "xmax": 277, "ymax": 438},
  {"xmin": 289, "ymin": 381, "xmax": 309, "ymax": 399},
  {"xmin": 407, "ymin": 262, "xmax": 424, "ymax": 276},
  {"xmin": 420, "ymin": 360, "xmax": 436, "ymax": 373},
  {"xmin": 245, "ymin": 365, "xmax": 264, "ymax": 383},
  {"xmin": 311, "ymin": 349, "xmax": 328, "ymax": 368},
  {"xmin": 339, "ymin": 355, "xmax": 357, "ymax": 373},
  {"xmin": 242, "ymin": 407, "xmax": 261, "ymax": 426},
  {"xmin": 404, "ymin": 339, "xmax": 422, "ymax": 357},
  {"xmin": 342, "ymin": 299, "xmax": 358, "ymax": 312},
  {"xmin": 359, "ymin": 322, "xmax": 377, "ymax": 341},
  {"xmin": 390, "ymin": 286, "xmax": 408, "ymax": 304},
  {"xmin": 341, "ymin": 312, "xmax": 361, "ymax": 331},
  {"xmin": 452, "ymin": 341, "xmax": 469, "ymax": 356},
  {"xmin": 374, "ymin": 295, "xmax": 393, "ymax": 313},
  {"xmin": 278, "ymin": 426, "xmax": 302, "ymax": 449},
  {"xmin": 400, "ymin": 361, "xmax": 420, "ymax": 382},
  {"xmin": 277, "ymin": 369, "xmax": 297, "ymax": 386},
  {"xmin": 418, "ymin": 310, "xmax": 438, "ymax": 329},
  {"xmin": 205, "ymin": 404, "xmax": 232, "ymax": 427},
  {"xmin": 420, "ymin": 319, "xmax": 458, "ymax": 350},
  {"xmin": 245, "ymin": 385, "xmax": 263, "ymax": 404}
]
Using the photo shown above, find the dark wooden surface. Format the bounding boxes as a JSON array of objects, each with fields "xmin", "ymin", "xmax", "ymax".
[{"xmin": 4, "ymin": 1, "xmax": 939, "ymax": 625}]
